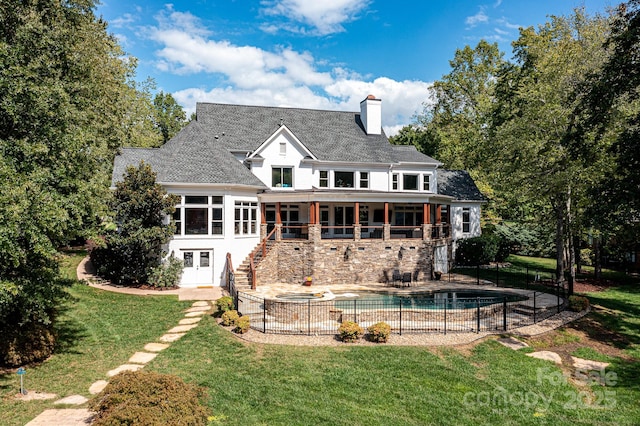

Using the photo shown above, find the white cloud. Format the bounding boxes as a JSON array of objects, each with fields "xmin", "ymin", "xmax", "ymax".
[
  {"xmin": 465, "ymin": 10, "xmax": 489, "ymax": 27},
  {"xmin": 260, "ymin": 0, "xmax": 370, "ymax": 35},
  {"xmin": 147, "ymin": 6, "xmax": 429, "ymax": 136},
  {"xmin": 110, "ymin": 13, "xmax": 137, "ymax": 28}
]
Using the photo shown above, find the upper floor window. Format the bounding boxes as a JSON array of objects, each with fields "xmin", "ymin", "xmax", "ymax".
[
  {"xmin": 279, "ymin": 142, "xmax": 286, "ymax": 155},
  {"xmin": 272, "ymin": 167, "xmax": 293, "ymax": 188},
  {"xmin": 423, "ymin": 175, "xmax": 430, "ymax": 191},
  {"xmin": 403, "ymin": 174, "xmax": 419, "ymax": 190},
  {"xmin": 392, "ymin": 174, "xmax": 399, "ymax": 190},
  {"xmin": 359, "ymin": 172, "xmax": 369, "ymax": 189},
  {"xmin": 319, "ymin": 170, "xmax": 328, "ymax": 188},
  {"xmin": 462, "ymin": 207, "xmax": 471, "ymax": 233},
  {"xmin": 334, "ymin": 171, "xmax": 354, "ymax": 188}
]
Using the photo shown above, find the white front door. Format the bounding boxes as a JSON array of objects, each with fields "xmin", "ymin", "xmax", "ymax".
[{"xmin": 181, "ymin": 249, "xmax": 213, "ymax": 286}]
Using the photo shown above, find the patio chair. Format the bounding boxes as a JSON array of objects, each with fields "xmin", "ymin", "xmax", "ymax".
[
  {"xmin": 402, "ymin": 272, "xmax": 412, "ymax": 287},
  {"xmin": 392, "ymin": 269, "xmax": 402, "ymax": 287}
]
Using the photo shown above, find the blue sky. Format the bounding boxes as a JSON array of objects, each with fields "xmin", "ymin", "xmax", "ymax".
[{"xmin": 98, "ymin": 0, "xmax": 614, "ymax": 135}]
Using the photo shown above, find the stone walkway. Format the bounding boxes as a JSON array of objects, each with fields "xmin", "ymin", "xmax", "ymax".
[
  {"xmin": 25, "ymin": 258, "xmax": 219, "ymax": 426},
  {"xmin": 497, "ymin": 330, "xmax": 611, "ymax": 370}
]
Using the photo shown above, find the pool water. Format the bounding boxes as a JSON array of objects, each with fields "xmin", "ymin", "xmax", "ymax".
[{"xmin": 334, "ymin": 289, "xmax": 527, "ymax": 310}]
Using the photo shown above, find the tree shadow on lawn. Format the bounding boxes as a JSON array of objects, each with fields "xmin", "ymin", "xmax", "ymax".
[{"xmin": 52, "ymin": 304, "xmax": 90, "ymax": 356}]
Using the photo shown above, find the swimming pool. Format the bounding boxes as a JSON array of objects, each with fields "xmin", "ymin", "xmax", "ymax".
[{"xmin": 332, "ymin": 289, "xmax": 527, "ymax": 310}]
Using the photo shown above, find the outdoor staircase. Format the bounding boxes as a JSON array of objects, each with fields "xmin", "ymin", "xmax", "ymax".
[{"xmin": 233, "ymin": 239, "xmax": 276, "ymax": 291}]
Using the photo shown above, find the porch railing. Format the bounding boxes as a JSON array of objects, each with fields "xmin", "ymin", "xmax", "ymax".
[
  {"xmin": 321, "ymin": 225, "xmax": 355, "ymax": 239},
  {"xmin": 359, "ymin": 225, "xmax": 384, "ymax": 239},
  {"xmin": 390, "ymin": 226, "xmax": 423, "ymax": 239},
  {"xmin": 248, "ymin": 227, "xmax": 277, "ymax": 290}
]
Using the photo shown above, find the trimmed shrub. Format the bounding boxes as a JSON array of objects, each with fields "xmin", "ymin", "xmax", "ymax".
[
  {"xmin": 367, "ymin": 322, "xmax": 391, "ymax": 343},
  {"xmin": 0, "ymin": 323, "xmax": 56, "ymax": 367},
  {"xmin": 89, "ymin": 370, "xmax": 209, "ymax": 426},
  {"xmin": 221, "ymin": 310, "xmax": 239, "ymax": 326},
  {"xmin": 568, "ymin": 295, "xmax": 590, "ymax": 312},
  {"xmin": 215, "ymin": 296, "xmax": 234, "ymax": 313},
  {"xmin": 147, "ymin": 256, "xmax": 184, "ymax": 288},
  {"xmin": 456, "ymin": 235, "xmax": 499, "ymax": 266},
  {"xmin": 234, "ymin": 315, "xmax": 251, "ymax": 334},
  {"xmin": 338, "ymin": 321, "xmax": 363, "ymax": 342}
]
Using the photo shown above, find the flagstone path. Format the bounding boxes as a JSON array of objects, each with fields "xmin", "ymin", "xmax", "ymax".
[{"xmin": 26, "ymin": 272, "xmax": 222, "ymax": 426}]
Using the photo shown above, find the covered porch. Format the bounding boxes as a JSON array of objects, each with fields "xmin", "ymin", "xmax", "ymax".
[{"xmin": 258, "ymin": 192, "xmax": 453, "ymax": 242}]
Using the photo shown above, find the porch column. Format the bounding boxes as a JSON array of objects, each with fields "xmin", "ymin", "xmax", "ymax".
[
  {"xmin": 354, "ymin": 202, "xmax": 360, "ymax": 240},
  {"xmin": 423, "ymin": 203, "xmax": 431, "ymax": 241},
  {"xmin": 309, "ymin": 202, "xmax": 316, "ymax": 224},
  {"xmin": 383, "ymin": 202, "xmax": 391, "ymax": 241},
  {"xmin": 435, "ymin": 204, "xmax": 442, "ymax": 239},
  {"xmin": 275, "ymin": 202, "xmax": 282, "ymax": 241}
]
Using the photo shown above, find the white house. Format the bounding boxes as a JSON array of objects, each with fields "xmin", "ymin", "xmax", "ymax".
[{"xmin": 112, "ymin": 96, "xmax": 485, "ymax": 288}]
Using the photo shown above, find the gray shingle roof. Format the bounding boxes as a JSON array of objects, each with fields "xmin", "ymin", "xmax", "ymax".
[
  {"xmin": 437, "ymin": 170, "xmax": 486, "ymax": 201},
  {"xmin": 194, "ymin": 103, "xmax": 440, "ymax": 164},
  {"xmin": 112, "ymin": 102, "xmax": 441, "ymax": 186},
  {"xmin": 112, "ymin": 121, "xmax": 266, "ymax": 187}
]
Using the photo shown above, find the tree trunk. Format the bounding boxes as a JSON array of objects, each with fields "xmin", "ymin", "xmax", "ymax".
[
  {"xmin": 594, "ymin": 233, "xmax": 602, "ymax": 280},
  {"xmin": 575, "ymin": 235, "xmax": 582, "ymax": 274},
  {"xmin": 566, "ymin": 188, "xmax": 575, "ymax": 296},
  {"xmin": 555, "ymin": 199, "xmax": 565, "ymax": 283}
]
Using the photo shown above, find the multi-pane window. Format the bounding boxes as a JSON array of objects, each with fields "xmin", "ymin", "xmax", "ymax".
[
  {"xmin": 173, "ymin": 196, "xmax": 224, "ymax": 236},
  {"xmin": 235, "ymin": 201, "xmax": 258, "ymax": 235},
  {"xmin": 462, "ymin": 207, "xmax": 471, "ymax": 233},
  {"xmin": 185, "ymin": 196, "xmax": 208, "ymax": 235},
  {"xmin": 359, "ymin": 172, "xmax": 369, "ymax": 189},
  {"xmin": 392, "ymin": 174, "xmax": 399, "ymax": 190},
  {"xmin": 394, "ymin": 205, "xmax": 423, "ymax": 226},
  {"xmin": 403, "ymin": 174, "xmax": 419, "ymax": 190},
  {"xmin": 272, "ymin": 167, "xmax": 293, "ymax": 187},
  {"xmin": 334, "ymin": 171, "xmax": 354, "ymax": 188},
  {"xmin": 211, "ymin": 196, "xmax": 223, "ymax": 235},
  {"xmin": 423, "ymin": 175, "xmax": 430, "ymax": 191},
  {"xmin": 319, "ymin": 170, "xmax": 328, "ymax": 188}
]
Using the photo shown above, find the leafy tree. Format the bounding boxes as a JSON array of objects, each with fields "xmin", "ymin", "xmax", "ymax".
[
  {"xmin": 389, "ymin": 125, "xmax": 438, "ymax": 157},
  {"xmin": 490, "ymin": 10, "xmax": 611, "ymax": 289},
  {"xmin": 569, "ymin": 1, "xmax": 640, "ymax": 273},
  {"xmin": 417, "ymin": 40, "xmax": 505, "ymax": 171},
  {"xmin": 0, "ymin": 0, "xmax": 149, "ymax": 364},
  {"xmin": 153, "ymin": 91, "xmax": 187, "ymax": 144},
  {"xmin": 92, "ymin": 162, "xmax": 180, "ymax": 285}
]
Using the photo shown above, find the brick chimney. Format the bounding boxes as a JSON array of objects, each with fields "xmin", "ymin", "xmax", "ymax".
[{"xmin": 360, "ymin": 94, "xmax": 381, "ymax": 135}]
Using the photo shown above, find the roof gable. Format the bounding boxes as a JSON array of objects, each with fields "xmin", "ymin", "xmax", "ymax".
[{"xmin": 249, "ymin": 124, "xmax": 317, "ymax": 161}]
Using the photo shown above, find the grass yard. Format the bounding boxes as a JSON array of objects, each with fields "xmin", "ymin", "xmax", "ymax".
[
  {"xmin": 0, "ymin": 251, "xmax": 191, "ymax": 426},
  {"xmin": 2, "ymin": 253, "xmax": 639, "ymax": 425}
]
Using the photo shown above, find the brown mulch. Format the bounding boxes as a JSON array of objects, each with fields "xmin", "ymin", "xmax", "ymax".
[{"xmin": 573, "ymin": 277, "xmax": 617, "ymax": 293}]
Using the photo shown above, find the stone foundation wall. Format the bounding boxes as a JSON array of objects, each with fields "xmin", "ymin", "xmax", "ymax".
[{"xmin": 257, "ymin": 239, "xmax": 451, "ymax": 286}]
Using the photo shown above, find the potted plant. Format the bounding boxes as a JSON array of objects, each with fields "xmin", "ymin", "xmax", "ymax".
[
  {"xmin": 434, "ymin": 271, "xmax": 442, "ymax": 280},
  {"xmin": 304, "ymin": 276, "xmax": 313, "ymax": 286}
]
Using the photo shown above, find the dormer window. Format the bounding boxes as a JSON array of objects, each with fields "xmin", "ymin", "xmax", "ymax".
[
  {"xmin": 403, "ymin": 174, "xmax": 418, "ymax": 190},
  {"xmin": 272, "ymin": 167, "xmax": 293, "ymax": 188},
  {"xmin": 334, "ymin": 171, "xmax": 354, "ymax": 188},
  {"xmin": 319, "ymin": 170, "xmax": 328, "ymax": 188},
  {"xmin": 359, "ymin": 172, "xmax": 369, "ymax": 189}
]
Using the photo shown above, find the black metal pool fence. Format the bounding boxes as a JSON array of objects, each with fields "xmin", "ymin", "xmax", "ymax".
[{"xmin": 228, "ymin": 283, "xmax": 566, "ymax": 336}]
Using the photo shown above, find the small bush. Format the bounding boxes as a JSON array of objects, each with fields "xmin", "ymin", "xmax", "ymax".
[
  {"xmin": 234, "ymin": 315, "xmax": 251, "ymax": 334},
  {"xmin": 568, "ymin": 295, "xmax": 590, "ymax": 312},
  {"xmin": 0, "ymin": 323, "xmax": 56, "ymax": 367},
  {"xmin": 221, "ymin": 310, "xmax": 239, "ymax": 326},
  {"xmin": 338, "ymin": 321, "xmax": 363, "ymax": 342},
  {"xmin": 148, "ymin": 256, "xmax": 184, "ymax": 288},
  {"xmin": 367, "ymin": 322, "xmax": 391, "ymax": 343},
  {"xmin": 215, "ymin": 296, "xmax": 234, "ymax": 313},
  {"xmin": 89, "ymin": 370, "xmax": 209, "ymax": 426}
]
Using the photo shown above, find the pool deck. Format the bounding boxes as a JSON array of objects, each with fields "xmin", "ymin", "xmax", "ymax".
[{"xmin": 247, "ymin": 275, "xmax": 562, "ymax": 310}]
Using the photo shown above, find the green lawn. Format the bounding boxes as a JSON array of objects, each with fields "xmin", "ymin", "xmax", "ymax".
[
  {"xmin": 3, "ymin": 254, "xmax": 639, "ymax": 425},
  {"xmin": 0, "ymin": 251, "xmax": 191, "ymax": 426}
]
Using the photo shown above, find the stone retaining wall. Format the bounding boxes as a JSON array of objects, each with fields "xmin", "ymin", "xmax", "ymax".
[{"xmin": 256, "ymin": 239, "xmax": 451, "ymax": 286}]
